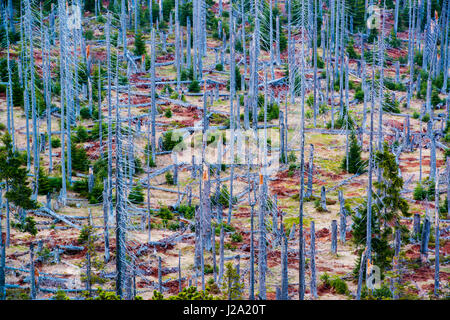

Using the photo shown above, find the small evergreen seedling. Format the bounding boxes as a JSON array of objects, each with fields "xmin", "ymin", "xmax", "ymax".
[
  {"xmin": 188, "ymin": 80, "xmax": 200, "ymax": 93},
  {"xmin": 134, "ymin": 31, "xmax": 147, "ymax": 56},
  {"xmin": 128, "ymin": 184, "xmax": 145, "ymax": 204},
  {"xmin": 341, "ymin": 131, "xmax": 365, "ymax": 174}
]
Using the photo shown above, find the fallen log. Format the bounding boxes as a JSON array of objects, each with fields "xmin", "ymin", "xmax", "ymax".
[{"xmin": 32, "ymin": 207, "xmax": 82, "ymax": 230}]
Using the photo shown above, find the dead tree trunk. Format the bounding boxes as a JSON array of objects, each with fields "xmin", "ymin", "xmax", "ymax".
[
  {"xmin": 310, "ymin": 221, "xmax": 317, "ymax": 299},
  {"xmin": 280, "ymin": 231, "xmax": 289, "ymax": 300},
  {"xmin": 420, "ymin": 216, "xmax": 431, "ymax": 263},
  {"xmin": 413, "ymin": 213, "xmax": 421, "ymax": 241},
  {"xmin": 320, "ymin": 186, "xmax": 327, "ymax": 211},
  {"xmin": 331, "ymin": 219, "xmax": 337, "ymax": 254},
  {"xmin": 339, "ymin": 190, "xmax": 346, "ymax": 243},
  {"xmin": 0, "ymin": 189, "xmax": 5, "ymax": 300},
  {"xmin": 30, "ymin": 242, "xmax": 36, "ymax": 299},
  {"xmin": 434, "ymin": 169, "xmax": 440, "ymax": 297},
  {"xmin": 103, "ymin": 179, "xmax": 110, "ymax": 262},
  {"xmin": 306, "ymin": 144, "xmax": 314, "ymax": 198},
  {"xmin": 258, "ymin": 174, "xmax": 267, "ymax": 299}
]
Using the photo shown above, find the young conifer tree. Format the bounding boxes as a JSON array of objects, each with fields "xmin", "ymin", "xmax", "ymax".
[
  {"xmin": 134, "ymin": 31, "xmax": 146, "ymax": 56},
  {"xmin": 341, "ymin": 131, "xmax": 364, "ymax": 174}
]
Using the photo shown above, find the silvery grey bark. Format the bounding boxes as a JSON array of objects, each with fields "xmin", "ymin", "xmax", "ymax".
[
  {"xmin": 357, "ymin": 57, "xmax": 376, "ymax": 300},
  {"xmin": 298, "ymin": 18, "xmax": 307, "ymax": 299},
  {"xmin": 86, "ymin": 210, "xmax": 92, "ymax": 296},
  {"xmin": 30, "ymin": 242, "xmax": 36, "ymax": 299},
  {"xmin": 58, "ymin": 0, "xmax": 67, "ymax": 204},
  {"xmin": 4, "ymin": 11, "xmax": 15, "ymax": 150},
  {"xmin": 428, "ymin": 121, "xmax": 437, "ymax": 182},
  {"xmin": 178, "ymin": 249, "xmax": 182, "ymax": 292},
  {"xmin": 306, "ymin": 144, "xmax": 314, "ymax": 198},
  {"xmin": 447, "ymin": 157, "xmax": 450, "ymax": 219},
  {"xmin": 420, "ymin": 216, "xmax": 431, "ymax": 263},
  {"xmin": 338, "ymin": 190, "xmax": 346, "ymax": 243},
  {"xmin": 258, "ymin": 174, "xmax": 267, "ymax": 299},
  {"xmin": 280, "ymin": 231, "xmax": 289, "ymax": 300},
  {"xmin": 103, "ymin": 179, "xmax": 110, "ymax": 262},
  {"xmin": 434, "ymin": 169, "xmax": 440, "ymax": 296},
  {"xmin": 413, "ymin": 213, "xmax": 421, "ymax": 241},
  {"xmin": 187, "ymin": 17, "xmax": 191, "ymax": 69},
  {"xmin": 312, "ymin": 0, "xmax": 318, "ymax": 127},
  {"xmin": 310, "ymin": 221, "xmax": 317, "ymax": 299},
  {"xmin": 202, "ymin": 170, "xmax": 212, "ymax": 251},
  {"xmin": 0, "ymin": 189, "xmax": 5, "ymax": 300},
  {"xmin": 114, "ymin": 33, "xmax": 126, "ymax": 298},
  {"xmin": 158, "ymin": 255, "xmax": 162, "ymax": 292},
  {"xmin": 331, "ymin": 219, "xmax": 337, "ymax": 254},
  {"xmin": 175, "ymin": 0, "xmax": 181, "ymax": 93},
  {"xmin": 218, "ymin": 205, "xmax": 225, "ymax": 285},
  {"xmin": 247, "ymin": 142, "xmax": 256, "ymax": 300}
]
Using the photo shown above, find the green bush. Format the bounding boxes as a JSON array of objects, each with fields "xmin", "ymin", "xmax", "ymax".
[
  {"xmin": 204, "ymin": 264, "xmax": 217, "ymax": 274},
  {"xmin": 70, "ymin": 143, "xmax": 89, "ymax": 172},
  {"xmin": 168, "ymin": 221, "xmax": 180, "ymax": 231},
  {"xmin": 422, "ymin": 113, "xmax": 430, "ymax": 123},
  {"xmin": 320, "ymin": 273, "xmax": 349, "ymax": 295},
  {"xmin": 52, "ymin": 290, "xmax": 70, "ymax": 300},
  {"xmin": 346, "ymin": 44, "xmax": 360, "ymax": 59},
  {"xmin": 382, "ymin": 93, "xmax": 401, "ymax": 113},
  {"xmin": 128, "ymin": 184, "xmax": 144, "ymax": 204},
  {"xmin": 12, "ymin": 216, "xmax": 37, "ymax": 236},
  {"xmin": 93, "ymin": 156, "xmax": 108, "ymax": 180},
  {"xmin": 180, "ymin": 67, "xmax": 194, "ymax": 81},
  {"xmin": 51, "ymin": 137, "xmax": 61, "ymax": 148},
  {"xmin": 215, "ymin": 64, "xmax": 223, "ymax": 71},
  {"xmin": 73, "ymin": 179, "xmax": 89, "ymax": 195},
  {"xmin": 38, "ymin": 169, "xmax": 62, "ymax": 195},
  {"xmin": 413, "ymin": 179, "xmax": 435, "ymax": 201},
  {"xmin": 214, "ymin": 222, "xmax": 236, "ymax": 235},
  {"xmin": 444, "ymin": 133, "xmax": 450, "ymax": 143},
  {"xmin": 161, "ymin": 130, "xmax": 183, "ymax": 151},
  {"xmin": 158, "ymin": 206, "xmax": 173, "ymax": 220},
  {"xmin": 326, "ymin": 114, "xmax": 355, "ymax": 129},
  {"xmin": 211, "ymin": 185, "xmax": 237, "ymax": 207},
  {"xmin": 74, "ymin": 126, "xmax": 89, "ymax": 143},
  {"xmin": 287, "ymin": 151, "xmax": 297, "ymax": 163},
  {"xmin": 355, "ymin": 89, "xmax": 364, "ymax": 101},
  {"xmin": 177, "ymin": 205, "xmax": 195, "ymax": 219},
  {"xmin": 89, "ymin": 122, "xmax": 108, "ymax": 140},
  {"xmin": 341, "ymin": 131, "xmax": 366, "ymax": 174},
  {"xmin": 361, "ymin": 283, "xmax": 393, "ymax": 300},
  {"xmin": 80, "ymin": 107, "xmax": 92, "ymax": 119},
  {"xmin": 133, "ymin": 31, "xmax": 147, "ymax": 56},
  {"xmin": 188, "ymin": 80, "xmax": 200, "ymax": 93},
  {"xmin": 288, "ymin": 163, "xmax": 298, "ymax": 177},
  {"xmin": 230, "ymin": 232, "xmax": 243, "ymax": 242},
  {"xmin": 84, "ymin": 29, "xmax": 94, "ymax": 40},
  {"xmin": 165, "ymin": 171, "xmax": 174, "ymax": 185},
  {"xmin": 314, "ymin": 199, "xmax": 326, "ymax": 212},
  {"xmin": 257, "ymin": 101, "xmax": 280, "ymax": 121},
  {"xmin": 88, "ymin": 182, "xmax": 104, "ymax": 204},
  {"xmin": 431, "ymin": 90, "xmax": 442, "ymax": 107}
]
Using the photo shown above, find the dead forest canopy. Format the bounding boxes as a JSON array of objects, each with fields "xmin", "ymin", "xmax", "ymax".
[{"xmin": 0, "ymin": 0, "xmax": 449, "ymax": 301}]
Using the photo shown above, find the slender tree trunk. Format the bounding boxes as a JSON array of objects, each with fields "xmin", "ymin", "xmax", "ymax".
[
  {"xmin": 434, "ymin": 168, "xmax": 440, "ymax": 297},
  {"xmin": 310, "ymin": 221, "xmax": 317, "ymax": 299}
]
